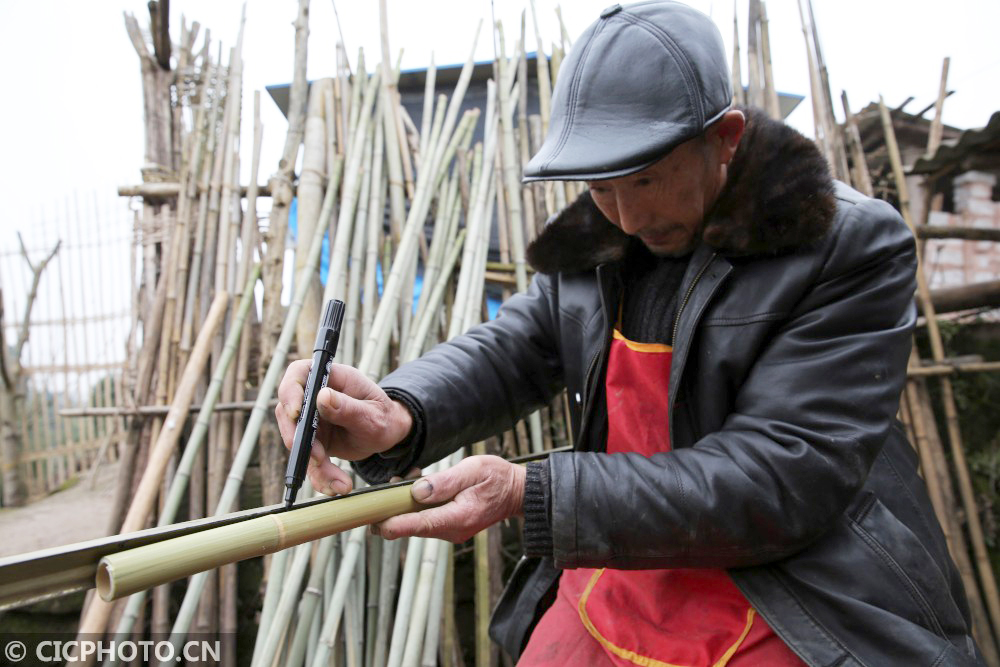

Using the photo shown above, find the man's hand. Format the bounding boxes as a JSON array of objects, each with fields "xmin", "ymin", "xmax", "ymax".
[
  {"xmin": 276, "ymin": 360, "xmax": 414, "ymax": 497},
  {"xmin": 372, "ymin": 455, "xmax": 526, "ymax": 543}
]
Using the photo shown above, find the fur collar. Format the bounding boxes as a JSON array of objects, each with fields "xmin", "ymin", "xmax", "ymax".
[{"xmin": 526, "ymin": 107, "xmax": 836, "ymax": 274}]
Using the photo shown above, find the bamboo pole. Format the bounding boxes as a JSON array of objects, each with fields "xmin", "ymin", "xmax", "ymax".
[
  {"xmin": 880, "ymin": 96, "xmax": 1000, "ymax": 648},
  {"xmin": 309, "ymin": 526, "xmax": 367, "ymax": 667},
  {"xmin": 731, "ymin": 3, "xmax": 744, "ymax": 107},
  {"xmin": 758, "ymin": 1, "xmax": 780, "ymax": 120},
  {"xmin": 98, "ymin": 485, "xmax": 439, "ymax": 601},
  {"xmin": 840, "ymin": 91, "xmax": 873, "ymax": 197}
]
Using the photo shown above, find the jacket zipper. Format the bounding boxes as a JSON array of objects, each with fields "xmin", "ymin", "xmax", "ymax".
[{"xmin": 671, "ymin": 252, "xmax": 717, "ymax": 346}]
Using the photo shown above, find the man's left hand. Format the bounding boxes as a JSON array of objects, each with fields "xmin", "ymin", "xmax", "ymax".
[{"xmin": 372, "ymin": 455, "xmax": 526, "ymax": 543}]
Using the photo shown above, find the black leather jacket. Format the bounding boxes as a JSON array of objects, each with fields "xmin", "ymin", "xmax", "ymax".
[{"xmin": 368, "ymin": 111, "xmax": 983, "ymax": 666}]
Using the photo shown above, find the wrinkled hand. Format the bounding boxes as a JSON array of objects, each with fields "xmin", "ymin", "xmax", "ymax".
[
  {"xmin": 276, "ymin": 360, "xmax": 414, "ymax": 497},
  {"xmin": 372, "ymin": 455, "xmax": 526, "ymax": 543}
]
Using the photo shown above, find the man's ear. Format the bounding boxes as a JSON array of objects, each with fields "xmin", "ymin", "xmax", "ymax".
[{"xmin": 711, "ymin": 110, "xmax": 746, "ymax": 165}]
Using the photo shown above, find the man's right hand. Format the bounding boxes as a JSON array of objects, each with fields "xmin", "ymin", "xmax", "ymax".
[{"xmin": 275, "ymin": 360, "xmax": 415, "ymax": 496}]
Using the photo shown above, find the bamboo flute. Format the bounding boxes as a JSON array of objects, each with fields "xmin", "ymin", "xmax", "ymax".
[
  {"xmin": 880, "ymin": 97, "xmax": 1000, "ymax": 647},
  {"xmin": 105, "ymin": 266, "xmax": 261, "ymax": 664},
  {"xmin": 161, "ymin": 157, "xmax": 340, "ymax": 657},
  {"xmin": 324, "ymin": 69, "xmax": 381, "ymax": 305}
]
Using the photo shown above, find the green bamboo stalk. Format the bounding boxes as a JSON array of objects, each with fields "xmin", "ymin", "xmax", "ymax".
[
  {"xmin": 324, "ymin": 68, "xmax": 382, "ymax": 305},
  {"xmin": 252, "ymin": 546, "xmax": 291, "ymax": 658},
  {"xmin": 401, "ymin": 539, "xmax": 447, "ymax": 667},
  {"xmin": 357, "ymin": 27, "xmax": 481, "ymax": 379},
  {"xmin": 341, "ymin": 125, "xmax": 375, "ymax": 366},
  {"xmin": 372, "ymin": 537, "xmax": 401, "ymax": 667},
  {"xmin": 417, "ymin": 55, "xmax": 437, "ymax": 170},
  {"xmin": 364, "ymin": 535, "xmax": 382, "ymax": 667},
  {"xmin": 361, "ymin": 118, "xmax": 387, "ymax": 347},
  {"xmin": 251, "ymin": 541, "xmax": 314, "ymax": 667},
  {"xmin": 98, "ymin": 485, "xmax": 435, "ymax": 602},
  {"xmin": 384, "ymin": 536, "xmax": 426, "ymax": 667},
  {"xmin": 308, "ymin": 526, "xmax": 366, "ymax": 667},
  {"xmin": 419, "ymin": 541, "xmax": 450, "ymax": 667}
]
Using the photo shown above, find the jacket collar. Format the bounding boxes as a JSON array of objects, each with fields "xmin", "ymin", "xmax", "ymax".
[{"xmin": 525, "ymin": 107, "xmax": 837, "ymax": 275}]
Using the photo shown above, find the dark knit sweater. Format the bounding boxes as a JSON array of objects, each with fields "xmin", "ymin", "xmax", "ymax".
[{"xmin": 523, "ymin": 245, "xmax": 690, "ymax": 558}]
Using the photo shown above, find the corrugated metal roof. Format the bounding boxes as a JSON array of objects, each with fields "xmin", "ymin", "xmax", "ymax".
[{"xmin": 909, "ymin": 111, "xmax": 1000, "ymax": 176}]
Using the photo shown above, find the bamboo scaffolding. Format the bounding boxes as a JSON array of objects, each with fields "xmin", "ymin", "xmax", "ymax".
[{"xmin": 879, "ymin": 97, "xmax": 1000, "ymax": 652}]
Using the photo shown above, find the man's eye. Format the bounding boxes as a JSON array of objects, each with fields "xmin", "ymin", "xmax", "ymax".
[{"xmin": 634, "ymin": 178, "xmax": 652, "ymax": 187}]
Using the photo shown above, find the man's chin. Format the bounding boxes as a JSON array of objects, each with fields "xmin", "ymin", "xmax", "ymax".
[{"xmin": 642, "ymin": 239, "xmax": 695, "ymax": 258}]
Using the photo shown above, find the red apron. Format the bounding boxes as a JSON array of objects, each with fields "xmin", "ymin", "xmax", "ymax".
[{"xmin": 519, "ymin": 327, "xmax": 805, "ymax": 667}]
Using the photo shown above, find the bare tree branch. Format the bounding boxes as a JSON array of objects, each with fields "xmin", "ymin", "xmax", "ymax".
[{"xmin": 15, "ymin": 234, "xmax": 61, "ymax": 360}]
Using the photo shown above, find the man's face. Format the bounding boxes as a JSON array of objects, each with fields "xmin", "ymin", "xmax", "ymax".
[{"xmin": 586, "ymin": 136, "xmax": 721, "ymax": 257}]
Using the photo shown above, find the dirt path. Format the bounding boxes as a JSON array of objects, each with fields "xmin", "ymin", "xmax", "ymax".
[{"xmin": 0, "ymin": 462, "xmax": 118, "ymax": 558}]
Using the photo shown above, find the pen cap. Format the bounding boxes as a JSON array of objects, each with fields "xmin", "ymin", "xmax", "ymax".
[{"xmin": 314, "ymin": 299, "xmax": 346, "ymax": 352}]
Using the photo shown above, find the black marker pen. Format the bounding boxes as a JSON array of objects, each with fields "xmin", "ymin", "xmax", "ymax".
[{"xmin": 284, "ymin": 299, "xmax": 346, "ymax": 509}]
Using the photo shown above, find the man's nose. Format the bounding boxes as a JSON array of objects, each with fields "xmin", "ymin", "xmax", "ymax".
[{"xmin": 615, "ymin": 196, "xmax": 648, "ymax": 236}]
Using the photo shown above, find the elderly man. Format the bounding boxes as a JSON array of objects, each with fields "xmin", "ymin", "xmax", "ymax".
[{"xmin": 277, "ymin": 2, "xmax": 983, "ymax": 665}]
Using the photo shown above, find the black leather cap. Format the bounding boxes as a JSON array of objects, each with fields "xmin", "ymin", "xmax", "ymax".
[{"xmin": 523, "ymin": 1, "xmax": 732, "ymax": 182}]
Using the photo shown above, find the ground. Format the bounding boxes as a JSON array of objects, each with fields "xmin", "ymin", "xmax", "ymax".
[{"xmin": 0, "ymin": 462, "xmax": 117, "ymax": 558}]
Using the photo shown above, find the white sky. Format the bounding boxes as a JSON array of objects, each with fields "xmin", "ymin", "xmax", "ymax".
[{"xmin": 1, "ymin": 0, "xmax": 998, "ymax": 240}]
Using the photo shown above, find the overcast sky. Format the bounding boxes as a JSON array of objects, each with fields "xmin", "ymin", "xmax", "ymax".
[{"xmin": 1, "ymin": 0, "xmax": 998, "ymax": 240}]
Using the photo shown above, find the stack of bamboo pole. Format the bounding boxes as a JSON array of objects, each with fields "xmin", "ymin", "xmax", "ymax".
[{"xmin": 64, "ymin": 2, "xmax": 585, "ymax": 665}]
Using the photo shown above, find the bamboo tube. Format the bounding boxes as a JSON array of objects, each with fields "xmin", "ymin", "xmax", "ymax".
[
  {"xmin": 98, "ymin": 485, "xmax": 437, "ymax": 601},
  {"xmin": 880, "ymin": 96, "xmax": 1000, "ymax": 647}
]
